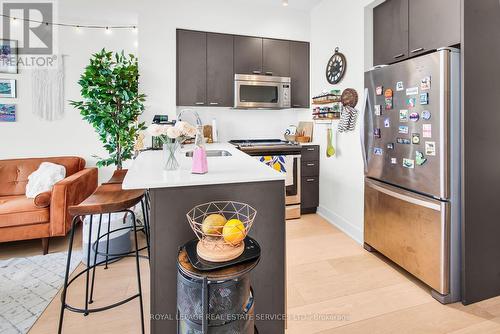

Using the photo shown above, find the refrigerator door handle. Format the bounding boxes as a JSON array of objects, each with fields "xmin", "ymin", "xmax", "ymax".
[
  {"xmin": 365, "ymin": 178, "xmax": 442, "ymax": 211},
  {"xmin": 360, "ymin": 88, "xmax": 369, "ymax": 173}
]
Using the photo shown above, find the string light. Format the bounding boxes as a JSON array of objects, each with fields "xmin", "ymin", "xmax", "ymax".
[{"xmin": 1, "ymin": 13, "xmax": 137, "ymax": 30}]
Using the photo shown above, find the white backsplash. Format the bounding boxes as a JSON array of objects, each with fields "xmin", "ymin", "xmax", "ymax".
[{"xmin": 175, "ymin": 106, "xmax": 311, "ymax": 142}]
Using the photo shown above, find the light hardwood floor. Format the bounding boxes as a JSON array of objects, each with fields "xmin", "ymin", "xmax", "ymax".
[{"xmin": 1, "ymin": 214, "xmax": 499, "ymax": 333}]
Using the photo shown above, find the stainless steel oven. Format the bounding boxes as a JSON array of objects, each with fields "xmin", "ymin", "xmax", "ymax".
[{"xmin": 234, "ymin": 74, "xmax": 291, "ymax": 109}]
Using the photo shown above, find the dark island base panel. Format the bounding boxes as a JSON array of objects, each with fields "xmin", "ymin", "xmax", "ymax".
[{"xmin": 150, "ymin": 180, "xmax": 286, "ymax": 334}]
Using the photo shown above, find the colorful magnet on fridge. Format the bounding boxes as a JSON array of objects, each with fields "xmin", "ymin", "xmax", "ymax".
[
  {"xmin": 374, "ymin": 147, "xmax": 383, "ymax": 155},
  {"xmin": 374, "ymin": 128, "xmax": 381, "ymax": 138},
  {"xmin": 420, "ymin": 76, "xmax": 431, "ymax": 90},
  {"xmin": 416, "ymin": 151, "xmax": 427, "ymax": 166},
  {"xmin": 384, "ymin": 118, "xmax": 391, "ymax": 128},
  {"xmin": 396, "ymin": 81, "xmax": 404, "ymax": 91},
  {"xmin": 425, "ymin": 141, "xmax": 436, "ymax": 156},
  {"xmin": 406, "ymin": 98, "xmax": 416, "ymax": 108},
  {"xmin": 385, "ymin": 97, "xmax": 393, "ymax": 110},
  {"xmin": 376, "ymin": 86, "xmax": 383, "ymax": 96},
  {"xmin": 411, "ymin": 133, "xmax": 420, "ymax": 144},
  {"xmin": 384, "ymin": 88, "xmax": 393, "ymax": 98},
  {"xmin": 374, "ymin": 105, "xmax": 382, "ymax": 116},
  {"xmin": 403, "ymin": 158, "xmax": 415, "ymax": 169},
  {"xmin": 399, "ymin": 109, "xmax": 409, "ymax": 122},
  {"xmin": 387, "ymin": 143, "xmax": 395, "ymax": 150},
  {"xmin": 397, "ymin": 138, "xmax": 411, "ymax": 145},
  {"xmin": 420, "ymin": 93, "xmax": 429, "ymax": 105},
  {"xmin": 421, "ymin": 110, "xmax": 431, "ymax": 120},
  {"xmin": 391, "ymin": 157, "xmax": 397, "ymax": 164},
  {"xmin": 399, "ymin": 125, "xmax": 409, "ymax": 134},
  {"xmin": 409, "ymin": 112, "xmax": 420, "ymax": 122},
  {"xmin": 406, "ymin": 87, "xmax": 419, "ymax": 96},
  {"xmin": 423, "ymin": 124, "xmax": 432, "ymax": 138}
]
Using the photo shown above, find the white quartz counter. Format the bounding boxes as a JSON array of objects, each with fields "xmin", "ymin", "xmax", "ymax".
[{"xmin": 122, "ymin": 143, "xmax": 285, "ymax": 189}]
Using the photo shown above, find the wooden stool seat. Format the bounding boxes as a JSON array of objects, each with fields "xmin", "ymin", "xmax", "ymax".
[
  {"xmin": 69, "ymin": 183, "xmax": 145, "ymax": 216},
  {"xmin": 103, "ymin": 169, "xmax": 128, "ymax": 185}
]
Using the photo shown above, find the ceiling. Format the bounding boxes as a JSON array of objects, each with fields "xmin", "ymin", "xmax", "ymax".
[{"xmin": 234, "ymin": 0, "xmax": 324, "ymax": 11}]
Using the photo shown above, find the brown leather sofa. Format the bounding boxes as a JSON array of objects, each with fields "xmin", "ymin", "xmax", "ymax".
[{"xmin": 0, "ymin": 157, "xmax": 98, "ymax": 254}]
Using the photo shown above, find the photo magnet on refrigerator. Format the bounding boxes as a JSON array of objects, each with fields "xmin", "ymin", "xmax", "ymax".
[
  {"xmin": 384, "ymin": 118, "xmax": 391, "ymax": 128},
  {"xmin": 406, "ymin": 87, "xmax": 419, "ymax": 96},
  {"xmin": 421, "ymin": 110, "xmax": 431, "ymax": 120},
  {"xmin": 409, "ymin": 112, "xmax": 420, "ymax": 122},
  {"xmin": 387, "ymin": 143, "xmax": 395, "ymax": 150},
  {"xmin": 411, "ymin": 133, "xmax": 420, "ymax": 144},
  {"xmin": 399, "ymin": 109, "xmax": 409, "ymax": 122},
  {"xmin": 416, "ymin": 151, "xmax": 427, "ymax": 166},
  {"xmin": 425, "ymin": 141, "xmax": 436, "ymax": 156},
  {"xmin": 385, "ymin": 97, "xmax": 393, "ymax": 110},
  {"xmin": 374, "ymin": 147, "xmax": 383, "ymax": 155},
  {"xmin": 391, "ymin": 157, "xmax": 397, "ymax": 164},
  {"xmin": 374, "ymin": 105, "xmax": 382, "ymax": 116},
  {"xmin": 399, "ymin": 125, "xmax": 409, "ymax": 134},
  {"xmin": 374, "ymin": 128, "xmax": 381, "ymax": 138},
  {"xmin": 376, "ymin": 86, "xmax": 383, "ymax": 95},
  {"xmin": 423, "ymin": 124, "xmax": 432, "ymax": 138},
  {"xmin": 397, "ymin": 138, "xmax": 411, "ymax": 145},
  {"xmin": 406, "ymin": 98, "xmax": 416, "ymax": 108},
  {"xmin": 396, "ymin": 81, "xmax": 404, "ymax": 91},
  {"xmin": 420, "ymin": 93, "xmax": 429, "ymax": 105},
  {"xmin": 420, "ymin": 76, "xmax": 431, "ymax": 90},
  {"xmin": 384, "ymin": 88, "xmax": 393, "ymax": 98},
  {"xmin": 403, "ymin": 158, "xmax": 415, "ymax": 169}
]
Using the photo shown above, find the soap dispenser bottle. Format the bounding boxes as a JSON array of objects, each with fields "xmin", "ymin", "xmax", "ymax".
[{"xmin": 191, "ymin": 126, "xmax": 208, "ymax": 174}]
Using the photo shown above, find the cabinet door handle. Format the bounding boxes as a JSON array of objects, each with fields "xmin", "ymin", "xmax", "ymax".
[
  {"xmin": 195, "ymin": 102, "xmax": 204, "ymax": 105},
  {"xmin": 252, "ymin": 70, "xmax": 261, "ymax": 74},
  {"xmin": 393, "ymin": 53, "xmax": 405, "ymax": 59},
  {"xmin": 306, "ymin": 163, "xmax": 315, "ymax": 167},
  {"xmin": 306, "ymin": 178, "xmax": 316, "ymax": 182},
  {"xmin": 293, "ymin": 104, "xmax": 302, "ymax": 107},
  {"xmin": 307, "ymin": 148, "xmax": 315, "ymax": 151},
  {"xmin": 265, "ymin": 71, "xmax": 273, "ymax": 76},
  {"xmin": 209, "ymin": 102, "xmax": 219, "ymax": 105},
  {"xmin": 411, "ymin": 47, "xmax": 424, "ymax": 54}
]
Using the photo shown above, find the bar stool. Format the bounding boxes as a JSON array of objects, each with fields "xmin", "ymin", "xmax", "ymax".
[{"xmin": 58, "ymin": 183, "xmax": 147, "ymax": 334}]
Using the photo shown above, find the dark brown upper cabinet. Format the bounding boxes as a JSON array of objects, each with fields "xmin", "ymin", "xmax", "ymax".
[
  {"xmin": 177, "ymin": 30, "xmax": 207, "ymax": 106},
  {"xmin": 408, "ymin": 0, "xmax": 460, "ymax": 57},
  {"xmin": 290, "ymin": 41, "xmax": 310, "ymax": 108},
  {"xmin": 234, "ymin": 36, "xmax": 263, "ymax": 75},
  {"xmin": 373, "ymin": 0, "xmax": 409, "ymax": 66},
  {"xmin": 263, "ymin": 38, "xmax": 290, "ymax": 77},
  {"xmin": 207, "ymin": 33, "xmax": 234, "ymax": 107}
]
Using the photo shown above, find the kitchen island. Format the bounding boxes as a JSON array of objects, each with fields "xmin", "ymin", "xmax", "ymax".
[{"xmin": 123, "ymin": 143, "xmax": 286, "ymax": 333}]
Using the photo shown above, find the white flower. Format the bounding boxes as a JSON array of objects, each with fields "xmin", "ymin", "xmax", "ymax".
[
  {"xmin": 175, "ymin": 121, "xmax": 198, "ymax": 137},
  {"xmin": 166, "ymin": 126, "xmax": 181, "ymax": 139}
]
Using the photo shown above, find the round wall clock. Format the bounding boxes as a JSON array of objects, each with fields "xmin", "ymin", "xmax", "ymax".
[{"xmin": 326, "ymin": 47, "xmax": 346, "ymax": 85}]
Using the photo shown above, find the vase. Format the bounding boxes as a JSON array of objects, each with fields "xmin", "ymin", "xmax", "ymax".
[{"xmin": 163, "ymin": 140, "xmax": 180, "ymax": 170}]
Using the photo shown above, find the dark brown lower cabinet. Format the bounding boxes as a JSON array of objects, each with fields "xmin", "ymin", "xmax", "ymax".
[{"xmin": 301, "ymin": 145, "xmax": 320, "ymax": 214}]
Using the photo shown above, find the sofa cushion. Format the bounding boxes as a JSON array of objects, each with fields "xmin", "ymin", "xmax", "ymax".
[
  {"xmin": 0, "ymin": 157, "xmax": 85, "ymax": 196},
  {"xmin": 0, "ymin": 195, "xmax": 50, "ymax": 228}
]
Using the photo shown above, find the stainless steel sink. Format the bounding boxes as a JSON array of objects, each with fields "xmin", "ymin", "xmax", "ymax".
[{"xmin": 185, "ymin": 150, "xmax": 232, "ymax": 157}]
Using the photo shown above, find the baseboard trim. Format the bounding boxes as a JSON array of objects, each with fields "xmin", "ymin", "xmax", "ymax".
[{"xmin": 317, "ymin": 205, "xmax": 363, "ymax": 245}]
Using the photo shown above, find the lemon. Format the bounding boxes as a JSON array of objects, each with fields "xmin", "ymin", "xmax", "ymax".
[
  {"xmin": 222, "ymin": 219, "xmax": 246, "ymax": 245},
  {"xmin": 201, "ymin": 214, "xmax": 227, "ymax": 235}
]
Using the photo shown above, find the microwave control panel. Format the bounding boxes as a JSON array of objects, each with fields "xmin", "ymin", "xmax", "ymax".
[{"xmin": 282, "ymin": 84, "xmax": 291, "ymax": 107}]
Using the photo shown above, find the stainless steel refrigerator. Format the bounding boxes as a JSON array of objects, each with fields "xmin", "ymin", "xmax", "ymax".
[{"xmin": 362, "ymin": 48, "xmax": 461, "ymax": 304}]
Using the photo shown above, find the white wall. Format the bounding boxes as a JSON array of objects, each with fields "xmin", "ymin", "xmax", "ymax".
[
  {"xmin": 0, "ymin": 0, "xmax": 138, "ymax": 182},
  {"xmin": 310, "ymin": 0, "xmax": 375, "ymax": 243},
  {"xmin": 138, "ymin": 0, "xmax": 312, "ymax": 141}
]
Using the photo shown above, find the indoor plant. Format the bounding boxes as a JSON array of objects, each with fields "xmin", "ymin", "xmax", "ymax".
[{"xmin": 71, "ymin": 49, "xmax": 146, "ymax": 169}]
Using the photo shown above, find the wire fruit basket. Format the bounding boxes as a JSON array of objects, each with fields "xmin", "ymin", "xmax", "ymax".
[{"xmin": 186, "ymin": 201, "xmax": 257, "ymax": 262}]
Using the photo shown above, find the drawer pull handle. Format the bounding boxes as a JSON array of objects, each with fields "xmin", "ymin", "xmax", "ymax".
[
  {"xmin": 394, "ymin": 53, "xmax": 405, "ymax": 59},
  {"xmin": 209, "ymin": 102, "xmax": 219, "ymax": 105},
  {"xmin": 252, "ymin": 70, "xmax": 261, "ymax": 74},
  {"xmin": 195, "ymin": 102, "xmax": 204, "ymax": 105},
  {"xmin": 293, "ymin": 104, "xmax": 301, "ymax": 107},
  {"xmin": 306, "ymin": 163, "xmax": 315, "ymax": 167},
  {"xmin": 306, "ymin": 148, "xmax": 315, "ymax": 151},
  {"xmin": 306, "ymin": 178, "xmax": 315, "ymax": 182},
  {"xmin": 411, "ymin": 47, "xmax": 424, "ymax": 54}
]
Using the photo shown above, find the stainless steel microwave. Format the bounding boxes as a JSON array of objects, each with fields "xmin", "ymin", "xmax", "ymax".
[{"xmin": 234, "ymin": 74, "xmax": 291, "ymax": 109}]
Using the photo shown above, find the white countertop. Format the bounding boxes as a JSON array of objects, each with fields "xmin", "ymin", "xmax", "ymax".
[{"xmin": 122, "ymin": 143, "xmax": 285, "ymax": 189}]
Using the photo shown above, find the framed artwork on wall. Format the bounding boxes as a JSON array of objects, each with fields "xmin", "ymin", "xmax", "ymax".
[
  {"xmin": 0, "ymin": 40, "xmax": 18, "ymax": 74},
  {"xmin": 0, "ymin": 104, "xmax": 16, "ymax": 122},
  {"xmin": 0, "ymin": 79, "xmax": 16, "ymax": 98}
]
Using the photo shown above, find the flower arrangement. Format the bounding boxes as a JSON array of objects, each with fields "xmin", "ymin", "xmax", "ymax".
[{"xmin": 147, "ymin": 121, "xmax": 198, "ymax": 170}]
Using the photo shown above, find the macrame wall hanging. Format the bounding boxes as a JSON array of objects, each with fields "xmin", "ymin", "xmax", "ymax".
[
  {"xmin": 32, "ymin": 55, "xmax": 65, "ymax": 121},
  {"xmin": 338, "ymin": 88, "xmax": 359, "ymax": 133}
]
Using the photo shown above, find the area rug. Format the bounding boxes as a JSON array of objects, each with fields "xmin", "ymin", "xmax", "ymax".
[{"xmin": 0, "ymin": 251, "xmax": 82, "ymax": 334}]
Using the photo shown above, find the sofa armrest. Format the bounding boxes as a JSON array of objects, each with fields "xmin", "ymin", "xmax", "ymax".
[
  {"xmin": 34, "ymin": 191, "xmax": 52, "ymax": 208},
  {"xmin": 50, "ymin": 168, "xmax": 98, "ymax": 236}
]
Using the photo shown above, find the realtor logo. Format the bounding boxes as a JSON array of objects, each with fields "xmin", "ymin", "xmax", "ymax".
[{"xmin": 2, "ymin": 2, "xmax": 53, "ymax": 54}]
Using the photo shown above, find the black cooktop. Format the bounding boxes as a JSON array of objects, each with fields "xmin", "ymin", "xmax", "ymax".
[
  {"xmin": 229, "ymin": 139, "xmax": 301, "ymax": 155},
  {"xmin": 229, "ymin": 139, "xmax": 299, "ymax": 147}
]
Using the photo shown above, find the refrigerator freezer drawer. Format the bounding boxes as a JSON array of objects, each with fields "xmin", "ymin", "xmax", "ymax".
[{"xmin": 364, "ymin": 178, "xmax": 450, "ymax": 294}]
